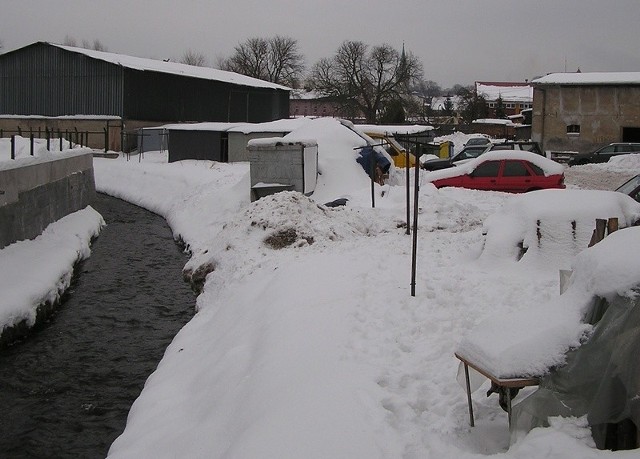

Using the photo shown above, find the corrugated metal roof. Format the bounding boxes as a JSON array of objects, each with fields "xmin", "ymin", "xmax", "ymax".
[{"xmin": 32, "ymin": 42, "xmax": 290, "ymax": 91}]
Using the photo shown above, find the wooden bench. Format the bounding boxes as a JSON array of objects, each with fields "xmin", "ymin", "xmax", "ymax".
[{"xmin": 455, "ymin": 353, "xmax": 539, "ymax": 427}]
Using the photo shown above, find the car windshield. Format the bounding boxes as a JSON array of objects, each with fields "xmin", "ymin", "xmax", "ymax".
[
  {"xmin": 466, "ymin": 138, "xmax": 489, "ymax": 146},
  {"xmin": 616, "ymin": 175, "xmax": 640, "ymax": 194},
  {"xmin": 454, "ymin": 146, "xmax": 487, "ymax": 161}
]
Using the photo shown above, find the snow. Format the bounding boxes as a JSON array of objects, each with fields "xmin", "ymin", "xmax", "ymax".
[
  {"xmin": 458, "ymin": 191, "xmax": 640, "ymax": 378},
  {"xmin": 475, "ymin": 83, "xmax": 533, "ymax": 102},
  {"xmin": 3, "ymin": 122, "xmax": 640, "ymax": 458},
  {"xmin": 227, "ymin": 117, "xmax": 314, "ymax": 134},
  {"xmin": 354, "ymin": 124, "xmax": 435, "ymax": 135},
  {"xmin": 0, "ymin": 206, "xmax": 103, "ymax": 330},
  {"xmin": 473, "ymin": 118, "xmax": 518, "ymax": 126},
  {"xmin": 0, "ymin": 136, "xmax": 74, "ymax": 167},
  {"xmin": 532, "ymin": 72, "xmax": 640, "ymax": 85}
]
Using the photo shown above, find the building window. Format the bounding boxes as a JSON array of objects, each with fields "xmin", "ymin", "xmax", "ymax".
[
  {"xmin": 567, "ymin": 124, "xmax": 581, "ymax": 135},
  {"xmin": 505, "ymin": 103, "xmax": 515, "ymax": 109},
  {"xmin": 488, "ymin": 102, "xmax": 495, "ymax": 108}
]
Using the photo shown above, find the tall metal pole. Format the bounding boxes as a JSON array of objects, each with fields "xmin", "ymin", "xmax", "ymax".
[
  {"xmin": 411, "ymin": 155, "xmax": 419, "ymax": 296},
  {"xmin": 405, "ymin": 148, "xmax": 411, "ymax": 235},
  {"xmin": 370, "ymin": 148, "xmax": 376, "ymax": 208}
]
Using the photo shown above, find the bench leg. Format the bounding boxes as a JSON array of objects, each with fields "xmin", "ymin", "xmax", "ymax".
[{"xmin": 464, "ymin": 363, "xmax": 475, "ymax": 427}]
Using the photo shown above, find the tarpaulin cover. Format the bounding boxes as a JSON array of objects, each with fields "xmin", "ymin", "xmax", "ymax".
[
  {"xmin": 511, "ymin": 291, "xmax": 640, "ymax": 450},
  {"xmin": 356, "ymin": 146, "xmax": 391, "ymax": 180}
]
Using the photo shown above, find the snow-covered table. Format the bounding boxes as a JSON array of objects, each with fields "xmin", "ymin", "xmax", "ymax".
[{"xmin": 455, "ymin": 353, "xmax": 539, "ymax": 427}]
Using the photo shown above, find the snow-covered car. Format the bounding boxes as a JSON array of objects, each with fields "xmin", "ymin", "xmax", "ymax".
[
  {"xmin": 426, "ymin": 150, "xmax": 565, "ymax": 193},
  {"xmin": 615, "ymin": 174, "xmax": 640, "ymax": 202},
  {"xmin": 479, "ymin": 188, "xmax": 640, "ymax": 265},
  {"xmin": 488, "ymin": 141, "xmax": 543, "ymax": 156}
]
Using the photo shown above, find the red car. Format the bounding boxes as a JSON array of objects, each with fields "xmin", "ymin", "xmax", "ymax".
[{"xmin": 427, "ymin": 150, "xmax": 566, "ymax": 193}]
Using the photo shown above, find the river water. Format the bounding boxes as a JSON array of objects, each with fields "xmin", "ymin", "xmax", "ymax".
[{"xmin": 0, "ymin": 193, "xmax": 196, "ymax": 458}]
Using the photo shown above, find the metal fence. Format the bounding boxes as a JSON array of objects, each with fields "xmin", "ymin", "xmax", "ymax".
[{"xmin": 1, "ymin": 127, "xmax": 114, "ymax": 159}]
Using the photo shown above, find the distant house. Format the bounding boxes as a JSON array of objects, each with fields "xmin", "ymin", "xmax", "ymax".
[
  {"xmin": 0, "ymin": 42, "xmax": 290, "ymax": 151},
  {"xmin": 471, "ymin": 118, "xmax": 518, "ymax": 139},
  {"xmin": 531, "ymin": 72, "xmax": 640, "ymax": 154},
  {"xmin": 289, "ymin": 89, "xmax": 362, "ymax": 120},
  {"xmin": 476, "ymin": 81, "xmax": 533, "ymax": 118}
]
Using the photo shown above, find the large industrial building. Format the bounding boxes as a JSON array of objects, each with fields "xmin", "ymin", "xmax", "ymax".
[{"xmin": 0, "ymin": 42, "xmax": 290, "ymax": 151}]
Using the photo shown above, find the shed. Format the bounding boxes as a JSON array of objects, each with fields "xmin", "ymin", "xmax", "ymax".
[
  {"xmin": 165, "ymin": 123, "xmax": 244, "ymax": 162},
  {"xmin": 248, "ymin": 138, "xmax": 318, "ymax": 201},
  {"xmin": 227, "ymin": 118, "xmax": 313, "ymax": 162}
]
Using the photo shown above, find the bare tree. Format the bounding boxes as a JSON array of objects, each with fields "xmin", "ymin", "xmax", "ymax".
[
  {"xmin": 308, "ymin": 41, "xmax": 423, "ymax": 123},
  {"xmin": 72, "ymin": 38, "xmax": 107, "ymax": 51},
  {"xmin": 91, "ymin": 39, "xmax": 107, "ymax": 52},
  {"xmin": 180, "ymin": 49, "xmax": 207, "ymax": 67},
  {"xmin": 457, "ymin": 86, "xmax": 488, "ymax": 124},
  {"xmin": 63, "ymin": 35, "xmax": 77, "ymax": 47},
  {"xmin": 219, "ymin": 36, "xmax": 304, "ymax": 87}
]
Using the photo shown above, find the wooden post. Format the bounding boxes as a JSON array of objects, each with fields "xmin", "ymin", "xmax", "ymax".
[
  {"xmin": 10, "ymin": 135, "xmax": 16, "ymax": 160},
  {"xmin": 464, "ymin": 363, "xmax": 475, "ymax": 427},
  {"xmin": 607, "ymin": 217, "xmax": 618, "ymax": 235},
  {"xmin": 588, "ymin": 219, "xmax": 607, "ymax": 247}
]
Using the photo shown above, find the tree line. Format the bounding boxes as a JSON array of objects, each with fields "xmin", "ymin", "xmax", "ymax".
[
  {"xmin": 58, "ymin": 35, "xmax": 485, "ymax": 124},
  {"xmin": 211, "ymin": 36, "xmax": 489, "ymax": 124}
]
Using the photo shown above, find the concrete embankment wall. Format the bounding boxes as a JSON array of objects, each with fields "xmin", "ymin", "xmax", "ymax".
[{"xmin": 0, "ymin": 151, "xmax": 96, "ymax": 249}]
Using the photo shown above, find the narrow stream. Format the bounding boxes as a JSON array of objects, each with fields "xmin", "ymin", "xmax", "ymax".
[{"xmin": 0, "ymin": 193, "xmax": 196, "ymax": 458}]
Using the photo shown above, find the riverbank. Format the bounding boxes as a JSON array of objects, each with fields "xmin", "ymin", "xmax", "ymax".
[
  {"xmin": 0, "ymin": 193, "xmax": 196, "ymax": 458},
  {"xmin": 0, "ymin": 206, "xmax": 103, "ymax": 345}
]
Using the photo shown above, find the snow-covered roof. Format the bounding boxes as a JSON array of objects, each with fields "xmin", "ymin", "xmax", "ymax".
[
  {"xmin": 0, "ymin": 114, "xmax": 122, "ymax": 120},
  {"xmin": 161, "ymin": 122, "xmax": 246, "ymax": 132},
  {"xmin": 290, "ymin": 89, "xmax": 327, "ymax": 100},
  {"xmin": 476, "ymin": 82, "xmax": 533, "ymax": 102},
  {"xmin": 247, "ymin": 137, "xmax": 317, "ymax": 148},
  {"xmin": 430, "ymin": 95, "xmax": 461, "ymax": 111},
  {"xmin": 353, "ymin": 124, "xmax": 434, "ymax": 135},
  {"xmin": 532, "ymin": 72, "xmax": 640, "ymax": 86},
  {"xmin": 35, "ymin": 42, "xmax": 290, "ymax": 91},
  {"xmin": 227, "ymin": 118, "xmax": 314, "ymax": 134},
  {"xmin": 141, "ymin": 118, "xmax": 312, "ymax": 134},
  {"xmin": 472, "ymin": 118, "xmax": 517, "ymax": 126}
]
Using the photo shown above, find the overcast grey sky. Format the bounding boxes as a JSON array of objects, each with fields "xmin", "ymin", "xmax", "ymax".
[{"xmin": 2, "ymin": 0, "xmax": 639, "ymax": 88}]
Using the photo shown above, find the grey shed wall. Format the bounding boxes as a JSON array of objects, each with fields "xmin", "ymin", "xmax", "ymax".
[
  {"xmin": 168, "ymin": 130, "xmax": 223, "ymax": 162},
  {"xmin": 0, "ymin": 42, "xmax": 124, "ymax": 117},
  {"xmin": 228, "ymin": 131, "xmax": 287, "ymax": 162}
]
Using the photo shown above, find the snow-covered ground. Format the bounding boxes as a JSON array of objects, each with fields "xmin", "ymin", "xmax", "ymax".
[{"xmin": 2, "ymin": 122, "xmax": 640, "ymax": 458}]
